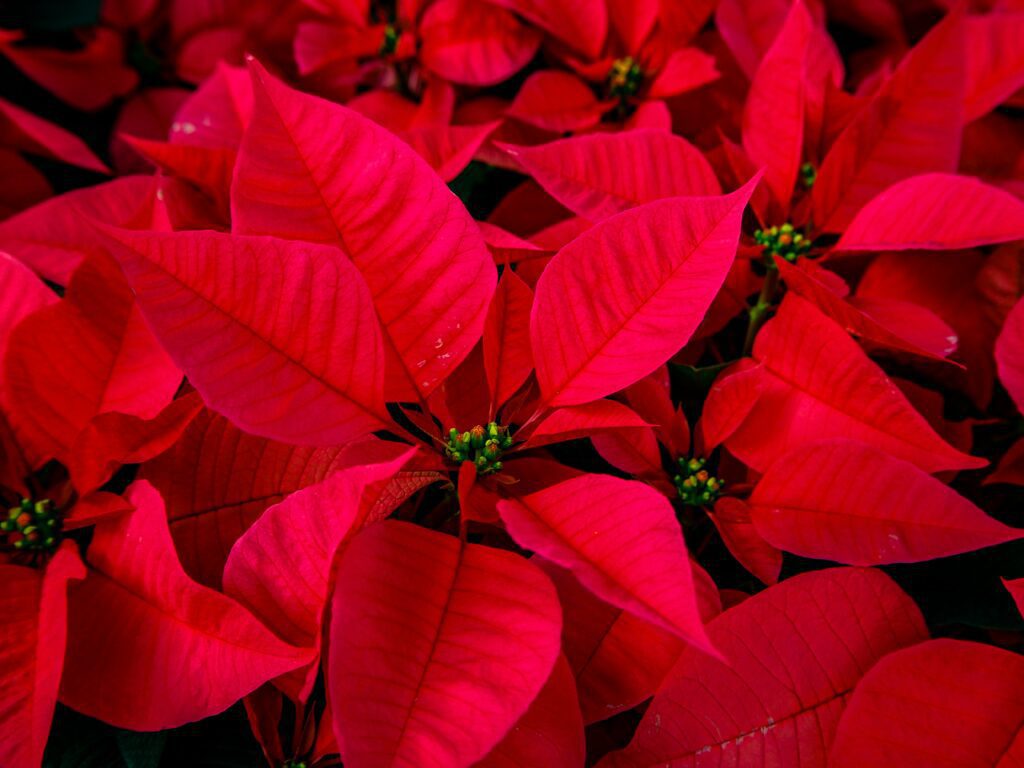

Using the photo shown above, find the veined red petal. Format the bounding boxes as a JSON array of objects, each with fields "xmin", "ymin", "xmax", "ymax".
[
  {"xmin": 600, "ymin": 568, "xmax": 928, "ymax": 767},
  {"xmin": 498, "ymin": 474, "xmax": 713, "ymax": 651},
  {"xmin": 531, "ymin": 180, "xmax": 757, "ymax": 407},
  {"xmin": 748, "ymin": 439, "xmax": 1020, "ymax": 565},
  {"xmin": 830, "ymin": 639, "xmax": 1024, "ymax": 767},
  {"xmin": 0, "ymin": 545, "xmax": 84, "ymax": 768},
  {"xmin": 835, "ymin": 173, "xmax": 1024, "ymax": 252},
  {"xmin": 727, "ymin": 294, "xmax": 985, "ymax": 474},
  {"xmin": 60, "ymin": 481, "xmax": 315, "ymax": 730},
  {"xmin": 501, "ymin": 129, "xmax": 721, "ymax": 222},
  {"xmin": 328, "ymin": 521, "xmax": 562, "ymax": 768},
  {"xmin": 102, "ymin": 228, "xmax": 389, "ymax": 446},
  {"xmin": 232, "ymin": 62, "xmax": 495, "ymax": 399}
]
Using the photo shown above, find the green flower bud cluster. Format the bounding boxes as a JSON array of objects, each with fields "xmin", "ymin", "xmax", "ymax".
[
  {"xmin": 800, "ymin": 162, "xmax": 817, "ymax": 189},
  {"xmin": 380, "ymin": 24, "xmax": 400, "ymax": 56},
  {"xmin": 608, "ymin": 56, "xmax": 643, "ymax": 100},
  {"xmin": 2, "ymin": 498, "xmax": 60, "ymax": 552},
  {"xmin": 283, "ymin": 761, "xmax": 307, "ymax": 768},
  {"xmin": 674, "ymin": 458, "xmax": 722, "ymax": 507},
  {"xmin": 446, "ymin": 422, "xmax": 514, "ymax": 475},
  {"xmin": 754, "ymin": 223, "xmax": 811, "ymax": 263}
]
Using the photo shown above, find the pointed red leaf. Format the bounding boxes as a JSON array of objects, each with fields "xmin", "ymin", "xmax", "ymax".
[
  {"xmin": 1004, "ymin": 576, "xmax": 1024, "ymax": 618},
  {"xmin": 455, "ymin": 458, "xmax": 493, "ymax": 523},
  {"xmin": 0, "ymin": 95, "xmax": 109, "ymax": 174},
  {"xmin": 140, "ymin": 410, "xmax": 440, "ymax": 587},
  {"xmin": 486, "ymin": 0, "xmax": 607, "ymax": 59},
  {"xmin": 521, "ymin": 400, "xmax": 649, "ymax": 450},
  {"xmin": 813, "ymin": 10, "xmax": 966, "ymax": 231},
  {"xmin": 727, "ymin": 294, "xmax": 985, "ymax": 473},
  {"xmin": 857, "ymin": 249, "xmax": 1001, "ymax": 408},
  {"xmin": 700, "ymin": 359, "xmax": 766, "ymax": 453},
  {"xmin": 0, "ymin": 29, "xmax": 137, "ymax": 111},
  {"xmin": 110, "ymin": 88, "xmax": 190, "ymax": 174},
  {"xmin": 708, "ymin": 497, "xmax": 783, "ymax": 585},
  {"xmin": 591, "ymin": 427, "xmax": 667, "ymax": 486},
  {"xmin": 531, "ymin": 180, "xmax": 756, "ymax": 407},
  {"xmin": 775, "ymin": 256, "xmax": 959, "ymax": 362},
  {"xmin": 0, "ymin": 251, "xmax": 55, "ymax": 363},
  {"xmin": 419, "ymin": 0, "xmax": 541, "ymax": 86},
  {"xmin": 507, "ymin": 70, "xmax": 608, "ymax": 133},
  {"xmin": 0, "ymin": 545, "xmax": 84, "ymax": 768},
  {"xmin": 484, "ymin": 268, "xmax": 535, "ymax": 413},
  {"xmin": 600, "ymin": 567, "xmax": 929, "ymax": 768},
  {"xmin": 996, "ymin": 296, "xmax": 1024, "ymax": 413},
  {"xmin": 540, "ymin": 560, "xmax": 693, "ymax": 724},
  {"xmin": 0, "ymin": 176, "xmax": 155, "ymax": 284},
  {"xmin": 60, "ymin": 481, "xmax": 315, "ymax": 730},
  {"xmin": 479, "ymin": 221, "xmax": 552, "ymax": 266},
  {"xmin": 346, "ymin": 88, "xmax": 425, "ymax": 133},
  {"xmin": 402, "ymin": 121, "xmax": 501, "ymax": 182},
  {"xmin": 475, "ymin": 654, "xmax": 585, "ymax": 768},
  {"xmin": 646, "ymin": 48, "xmax": 719, "ymax": 99},
  {"xmin": 715, "ymin": 0, "xmax": 794, "ymax": 79},
  {"xmin": 4, "ymin": 256, "xmax": 181, "ymax": 467},
  {"xmin": 103, "ymin": 228, "xmax": 389, "ymax": 446},
  {"xmin": 170, "ymin": 62, "xmax": 252, "ymax": 149},
  {"xmin": 742, "ymin": 0, "xmax": 812, "ymax": 209},
  {"xmin": 835, "ymin": 173, "xmax": 1024, "ymax": 252},
  {"xmin": 965, "ymin": 12, "xmax": 1024, "ymax": 122},
  {"xmin": 63, "ymin": 491, "xmax": 133, "ymax": 531},
  {"xmin": 606, "ymin": 0, "xmax": 657, "ymax": 53},
  {"xmin": 749, "ymin": 439, "xmax": 1020, "ymax": 565},
  {"xmin": 659, "ymin": 0, "xmax": 718, "ymax": 49},
  {"xmin": 988, "ymin": 438, "xmax": 1024, "ymax": 487},
  {"xmin": 69, "ymin": 393, "xmax": 204, "ymax": 495},
  {"xmin": 502, "ymin": 129, "xmax": 721, "ymax": 222},
  {"xmin": 223, "ymin": 448, "xmax": 418, "ymax": 699},
  {"xmin": 830, "ymin": 639, "xmax": 1024, "ymax": 767},
  {"xmin": 123, "ymin": 135, "xmax": 235, "ymax": 215},
  {"xmin": 622, "ymin": 370, "xmax": 691, "ymax": 456},
  {"xmin": 625, "ymin": 99, "xmax": 672, "ymax": 131},
  {"xmin": 328, "ymin": 521, "xmax": 562, "ymax": 768},
  {"xmin": 232, "ymin": 62, "xmax": 494, "ymax": 399},
  {"xmin": 849, "ymin": 295, "xmax": 961, "ymax": 359},
  {"xmin": 497, "ymin": 474, "xmax": 713, "ymax": 650}
]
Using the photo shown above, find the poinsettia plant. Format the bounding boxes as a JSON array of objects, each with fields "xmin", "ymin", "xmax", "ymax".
[{"xmin": 1, "ymin": 0, "xmax": 1023, "ymax": 766}]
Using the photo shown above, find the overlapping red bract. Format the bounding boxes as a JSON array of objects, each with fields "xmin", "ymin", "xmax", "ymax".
[{"xmin": 0, "ymin": 2, "xmax": 1022, "ymax": 767}]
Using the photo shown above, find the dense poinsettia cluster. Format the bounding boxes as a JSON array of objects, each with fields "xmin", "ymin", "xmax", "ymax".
[{"xmin": 1, "ymin": 0, "xmax": 1024, "ymax": 765}]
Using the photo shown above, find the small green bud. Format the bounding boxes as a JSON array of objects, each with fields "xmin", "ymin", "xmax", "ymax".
[
  {"xmin": 4, "ymin": 497, "xmax": 61, "ymax": 554},
  {"xmin": 379, "ymin": 24, "xmax": 400, "ymax": 56},
  {"xmin": 445, "ymin": 422, "xmax": 513, "ymax": 475},
  {"xmin": 800, "ymin": 162, "xmax": 817, "ymax": 188},
  {"xmin": 608, "ymin": 56, "xmax": 643, "ymax": 99},
  {"xmin": 754, "ymin": 222, "xmax": 812, "ymax": 263},
  {"xmin": 674, "ymin": 457, "xmax": 723, "ymax": 507}
]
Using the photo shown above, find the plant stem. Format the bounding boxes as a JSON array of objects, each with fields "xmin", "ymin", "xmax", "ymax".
[{"xmin": 742, "ymin": 262, "xmax": 779, "ymax": 356}]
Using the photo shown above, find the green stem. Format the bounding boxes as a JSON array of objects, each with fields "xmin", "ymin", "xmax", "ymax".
[{"xmin": 742, "ymin": 262, "xmax": 779, "ymax": 356}]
